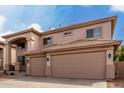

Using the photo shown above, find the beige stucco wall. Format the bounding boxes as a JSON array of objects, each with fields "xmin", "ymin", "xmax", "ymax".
[
  {"xmin": 42, "ymin": 21, "xmax": 112, "ymax": 45},
  {"xmin": 4, "ymin": 31, "xmax": 41, "ymax": 69},
  {"xmin": 4, "ymin": 21, "xmax": 112, "ymax": 57},
  {"xmin": 5, "ymin": 32, "xmax": 31, "ymax": 44},
  {"xmin": 5, "ymin": 32, "xmax": 41, "ymax": 52},
  {"xmin": 114, "ymin": 62, "xmax": 124, "ymax": 78},
  {"xmin": 30, "ymin": 32, "xmax": 42, "ymax": 50},
  {"xmin": 106, "ymin": 48, "xmax": 115, "ymax": 80}
]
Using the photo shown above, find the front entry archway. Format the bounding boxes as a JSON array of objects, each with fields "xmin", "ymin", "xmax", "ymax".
[{"xmin": 7, "ymin": 37, "xmax": 27, "ymax": 72}]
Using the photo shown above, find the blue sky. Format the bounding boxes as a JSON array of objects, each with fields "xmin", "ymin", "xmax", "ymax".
[{"xmin": 0, "ymin": 5, "xmax": 124, "ymax": 44}]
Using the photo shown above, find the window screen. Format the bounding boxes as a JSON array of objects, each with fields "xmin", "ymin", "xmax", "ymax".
[
  {"xmin": 86, "ymin": 27, "xmax": 102, "ymax": 38},
  {"xmin": 86, "ymin": 29, "xmax": 94, "ymax": 38}
]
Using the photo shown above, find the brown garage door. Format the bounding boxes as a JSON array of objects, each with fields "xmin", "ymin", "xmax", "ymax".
[
  {"xmin": 30, "ymin": 57, "xmax": 46, "ymax": 76},
  {"xmin": 51, "ymin": 51, "xmax": 106, "ymax": 79}
]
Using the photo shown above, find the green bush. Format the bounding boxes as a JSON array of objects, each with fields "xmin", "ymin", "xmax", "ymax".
[{"xmin": 114, "ymin": 46, "xmax": 124, "ymax": 61}]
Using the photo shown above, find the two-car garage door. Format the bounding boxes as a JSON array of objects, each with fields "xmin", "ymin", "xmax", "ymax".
[{"xmin": 51, "ymin": 51, "xmax": 106, "ymax": 79}]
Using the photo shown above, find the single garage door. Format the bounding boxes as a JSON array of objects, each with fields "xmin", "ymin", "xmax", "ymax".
[
  {"xmin": 30, "ymin": 57, "xmax": 46, "ymax": 76},
  {"xmin": 51, "ymin": 51, "xmax": 106, "ymax": 79}
]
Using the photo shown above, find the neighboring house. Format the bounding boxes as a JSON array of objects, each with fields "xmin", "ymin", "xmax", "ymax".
[
  {"xmin": 0, "ymin": 41, "xmax": 5, "ymax": 71},
  {"xmin": 1, "ymin": 16, "xmax": 121, "ymax": 80}
]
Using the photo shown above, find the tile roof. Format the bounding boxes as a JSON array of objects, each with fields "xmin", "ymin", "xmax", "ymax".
[{"xmin": 24, "ymin": 39, "xmax": 121, "ymax": 56}]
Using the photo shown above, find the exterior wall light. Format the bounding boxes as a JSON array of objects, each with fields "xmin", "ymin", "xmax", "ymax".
[
  {"xmin": 46, "ymin": 57, "xmax": 49, "ymax": 61},
  {"xmin": 108, "ymin": 53, "xmax": 111, "ymax": 58}
]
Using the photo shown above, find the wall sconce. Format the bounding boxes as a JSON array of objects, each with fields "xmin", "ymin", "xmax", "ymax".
[
  {"xmin": 108, "ymin": 53, "xmax": 111, "ymax": 58},
  {"xmin": 46, "ymin": 57, "xmax": 49, "ymax": 61}
]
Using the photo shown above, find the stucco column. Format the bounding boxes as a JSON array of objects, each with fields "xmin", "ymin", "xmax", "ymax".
[
  {"xmin": 26, "ymin": 57, "xmax": 30, "ymax": 75},
  {"xmin": 3, "ymin": 47, "xmax": 6, "ymax": 70},
  {"xmin": 45, "ymin": 54, "xmax": 51, "ymax": 77},
  {"xmin": 106, "ymin": 48, "xmax": 115, "ymax": 80},
  {"xmin": 5, "ymin": 44, "xmax": 11, "ymax": 71}
]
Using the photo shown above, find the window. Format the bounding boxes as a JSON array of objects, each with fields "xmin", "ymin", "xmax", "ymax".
[
  {"xmin": 87, "ymin": 29, "xmax": 94, "ymax": 38},
  {"xmin": 86, "ymin": 27, "xmax": 102, "ymax": 38},
  {"xmin": 94, "ymin": 27, "xmax": 102, "ymax": 37},
  {"xmin": 18, "ymin": 56, "xmax": 25, "ymax": 62},
  {"xmin": 18, "ymin": 56, "xmax": 25, "ymax": 65},
  {"xmin": 64, "ymin": 31, "xmax": 72, "ymax": 36},
  {"xmin": 17, "ymin": 43, "xmax": 25, "ymax": 49},
  {"xmin": 43, "ymin": 37, "xmax": 53, "ymax": 45}
]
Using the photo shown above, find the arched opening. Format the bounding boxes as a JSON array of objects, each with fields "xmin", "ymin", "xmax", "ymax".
[{"xmin": 8, "ymin": 37, "xmax": 27, "ymax": 72}]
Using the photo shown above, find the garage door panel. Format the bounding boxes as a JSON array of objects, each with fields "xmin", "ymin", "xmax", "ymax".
[
  {"xmin": 51, "ymin": 52, "xmax": 105, "ymax": 79},
  {"xmin": 30, "ymin": 57, "xmax": 46, "ymax": 76}
]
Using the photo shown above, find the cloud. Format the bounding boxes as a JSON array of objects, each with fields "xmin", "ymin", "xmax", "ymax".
[
  {"xmin": 0, "ymin": 15, "xmax": 6, "ymax": 32},
  {"xmin": 28, "ymin": 23, "xmax": 43, "ymax": 32},
  {"xmin": 0, "ymin": 30, "xmax": 14, "ymax": 36},
  {"xmin": 0, "ymin": 15, "xmax": 14, "ymax": 41},
  {"xmin": 0, "ymin": 30, "xmax": 15, "ymax": 42},
  {"xmin": 110, "ymin": 5, "xmax": 124, "ymax": 12}
]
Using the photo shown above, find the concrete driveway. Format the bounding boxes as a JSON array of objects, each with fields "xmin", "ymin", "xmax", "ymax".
[{"xmin": 0, "ymin": 75, "xmax": 107, "ymax": 88}]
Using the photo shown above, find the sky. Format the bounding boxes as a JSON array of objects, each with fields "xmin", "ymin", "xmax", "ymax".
[{"xmin": 0, "ymin": 5, "xmax": 124, "ymax": 44}]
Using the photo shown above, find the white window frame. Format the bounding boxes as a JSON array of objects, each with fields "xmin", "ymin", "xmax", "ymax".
[{"xmin": 86, "ymin": 27, "xmax": 102, "ymax": 38}]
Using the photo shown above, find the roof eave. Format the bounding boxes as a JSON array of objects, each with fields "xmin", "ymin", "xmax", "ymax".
[
  {"xmin": 2, "ymin": 28, "xmax": 41, "ymax": 39},
  {"xmin": 41, "ymin": 16, "xmax": 118, "ymax": 36},
  {"xmin": 24, "ymin": 40, "xmax": 121, "ymax": 56},
  {"xmin": 111, "ymin": 16, "xmax": 117, "ymax": 37}
]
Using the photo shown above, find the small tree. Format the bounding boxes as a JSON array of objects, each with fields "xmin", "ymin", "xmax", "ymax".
[{"xmin": 114, "ymin": 46, "xmax": 124, "ymax": 61}]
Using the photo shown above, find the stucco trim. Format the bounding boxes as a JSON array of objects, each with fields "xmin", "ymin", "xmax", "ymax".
[
  {"xmin": 46, "ymin": 47, "xmax": 114, "ymax": 56},
  {"xmin": 29, "ymin": 54, "xmax": 45, "ymax": 58}
]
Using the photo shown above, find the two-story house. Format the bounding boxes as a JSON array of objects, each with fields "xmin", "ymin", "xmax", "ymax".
[{"xmin": 2, "ymin": 16, "xmax": 121, "ymax": 80}]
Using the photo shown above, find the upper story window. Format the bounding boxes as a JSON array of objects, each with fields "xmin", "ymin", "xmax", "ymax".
[
  {"xmin": 64, "ymin": 31, "xmax": 72, "ymax": 37},
  {"xmin": 17, "ymin": 42, "xmax": 25, "ymax": 50},
  {"xmin": 86, "ymin": 27, "xmax": 102, "ymax": 38},
  {"xmin": 43, "ymin": 37, "xmax": 53, "ymax": 45}
]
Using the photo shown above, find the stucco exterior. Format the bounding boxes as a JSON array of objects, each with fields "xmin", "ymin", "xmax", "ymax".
[
  {"xmin": 1, "ymin": 16, "xmax": 121, "ymax": 80},
  {"xmin": 42, "ymin": 21, "xmax": 112, "ymax": 45}
]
